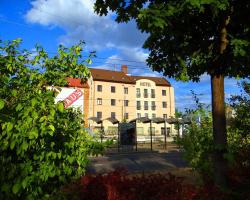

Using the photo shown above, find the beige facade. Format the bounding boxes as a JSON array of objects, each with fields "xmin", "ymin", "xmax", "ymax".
[{"xmin": 88, "ymin": 66, "xmax": 175, "ymax": 137}]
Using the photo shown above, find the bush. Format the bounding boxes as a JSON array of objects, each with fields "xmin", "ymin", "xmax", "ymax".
[
  {"xmin": 63, "ymin": 168, "xmax": 229, "ymax": 200},
  {"xmin": 177, "ymin": 88, "xmax": 250, "ymax": 198},
  {"xmin": 0, "ymin": 39, "xmax": 103, "ymax": 199},
  {"xmin": 176, "ymin": 105, "xmax": 214, "ymax": 179}
]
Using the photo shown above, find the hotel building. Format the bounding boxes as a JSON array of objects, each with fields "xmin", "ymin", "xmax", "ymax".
[{"xmin": 88, "ymin": 65, "xmax": 175, "ymax": 137}]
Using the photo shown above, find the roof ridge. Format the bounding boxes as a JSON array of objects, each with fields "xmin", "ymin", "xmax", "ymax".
[
  {"xmin": 131, "ymin": 75, "xmax": 164, "ymax": 79},
  {"xmin": 89, "ymin": 68, "xmax": 125, "ymax": 74}
]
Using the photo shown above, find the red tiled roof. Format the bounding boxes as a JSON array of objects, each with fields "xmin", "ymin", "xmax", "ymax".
[
  {"xmin": 89, "ymin": 68, "xmax": 171, "ymax": 87},
  {"xmin": 66, "ymin": 77, "xmax": 89, "ymax": 88},
  {"xmin": 89, "ymin": 68, "xmax": 135, "ymax": 84}
]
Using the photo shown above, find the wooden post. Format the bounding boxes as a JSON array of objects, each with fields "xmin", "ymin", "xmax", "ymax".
[
  {"xmin": 135, "ymin": 121, "xmax": 137, "ymax": 151},
  {"xmin": 164, "ymin": 120, "xmax": 167, "ymax": 151},
  {"xmin": 150, "ymin": 121, "xmax": 153, "ymax": 151},
  {"xmin": 117, "ymin": 122, "xmax": 120, "ymax": 152}
]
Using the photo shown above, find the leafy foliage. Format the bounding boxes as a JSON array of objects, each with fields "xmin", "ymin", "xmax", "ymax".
[
  {"xmin": 176, "ymin": 101, "xmax": 214, "ymax": 178},
  {"xmin": 63, "ymin": 168, "xmax": 229, "ymax": 200},
  {"xmin": 229, "ymin": 81, "xmax": 250, "ymax": 136},
  {"xmin": 177, "ymin": 88, "xmax": 250, "ymax": 197},
  {"xmin": 95, "ymin": 0, "xmax": 250, "ymax": 80},
  {"xmin": 0, "ymin": 39, "xmax": 103, "ymax": 199},
  {"xmin": 94, "ymin": 0, "xmax": 250, "ymax": 187}
]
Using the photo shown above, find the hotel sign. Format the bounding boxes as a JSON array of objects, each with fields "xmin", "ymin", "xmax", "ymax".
[
  {"xmin": 140, "ymin": 82, "xmax": 151, "ymax": 87},
  {"xmin": 64, "ymin": 89, "xmax": 83, "ymax": 109}
]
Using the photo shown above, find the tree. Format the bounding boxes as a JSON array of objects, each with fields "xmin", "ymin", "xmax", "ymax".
[
  {"xmin": 229, "ymin": 80, "xmax": 250, "ymax": 136},
  {"xmin": 0, "ymin": 39, "xmax": 102, "ymax": 199},
  {"xmin": 94, "ymin": 0, "xmax": 250, "ymax": 187}
]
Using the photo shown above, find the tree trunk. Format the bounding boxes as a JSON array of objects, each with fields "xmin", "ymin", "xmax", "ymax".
[{"xmin": 211, "ymin": 74, "xmax": 227, "ymax": 187}]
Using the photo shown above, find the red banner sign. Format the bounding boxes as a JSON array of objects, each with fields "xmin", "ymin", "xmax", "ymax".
[{"xmin": 64, "ymin": 89, "xmax": 83, "ymax": 109}]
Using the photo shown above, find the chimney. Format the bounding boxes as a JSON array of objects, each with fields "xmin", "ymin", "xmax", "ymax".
[{"xmin": 121, "ymin": 65, "xmax": 128, "ymax": 74}]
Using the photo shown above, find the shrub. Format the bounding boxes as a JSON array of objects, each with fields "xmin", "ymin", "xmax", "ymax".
[
  {"xmin": 0, "ymin": 39, "xmax": 103, "ymax": 199},
  {"xmin": 177, "ymin": 88, "xmax": 250, "ymax": 198},
  {"xmin": 176, "ymin": 105, "xmax": 214, "ymax": 179},
  {"xmin": 63, "ymin": 169, "xmax": 229, "ymax": 200}
]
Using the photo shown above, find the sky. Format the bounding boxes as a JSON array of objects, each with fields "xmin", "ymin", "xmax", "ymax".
[{"xmin": 0, "ymin": 0, "xmax": 242, "ymax": 111}]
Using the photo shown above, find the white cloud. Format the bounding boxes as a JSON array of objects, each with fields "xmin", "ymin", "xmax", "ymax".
[
  {"xmin": 25, "ymin": 0, "xmax": 147, "ymax": 50},
  {"xmin": 91, "ymin": 47, "xmax": 150, "ymax": 74}
]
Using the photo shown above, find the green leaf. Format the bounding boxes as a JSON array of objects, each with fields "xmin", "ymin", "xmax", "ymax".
[
  {"xmin": 57, "ymin": 102, "xmax": 64, "ymax": 113},
  {"xmin": 31, "ymin": 98, "xmax": 37, "ymax": 107},
  {"xmin": 0, "ymin": 99, "xmax": 4, "ymax": 110},
  {"xmin": 7, "ymin": 122, "xmax": 13, "ymax": 132},
  {"xmin": 16, "ymin": 103, "xmax": 23, "ymax": 111},
  {"xmin": 21, "ymin": 141, "xmax": 28, "ymax": 151},
  {"xmin": 29, "ymin": 129, "xmax": 38, "ymax": 139},
  {"xmin": 12, "ymin": 183, "xmax": 21, "ymax": 194},
  {"xmin": 22, "ymin": 177, "xmax": 29, "ymax": 189},
  {"xmin": 49, "ymin": 124, "xmax": 55, "ymax": 132},
  {"xmin": 86, "ymin": 58, "xmax": 92, "ymax": 65},
  {"xmin": 10, "ymin": 140, "xmax": 15, "ymax": 150},
  {"xmin": 11, "ymin": 89, "xmax": 18, "ymax": 97}
]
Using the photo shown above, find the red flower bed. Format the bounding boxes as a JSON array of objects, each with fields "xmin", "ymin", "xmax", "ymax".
[{"xmin": 63, "ymin": 168, "xmax": 229, "ymax": 200}]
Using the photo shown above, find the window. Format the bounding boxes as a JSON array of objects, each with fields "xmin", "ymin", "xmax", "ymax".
[
  {"xmin": 111, "ymin": 112, "xmax": 116, "ymax": 118},
  {"xmin": 136, "ymin": 101, "xmax": 141, "ymax": 110},
  {"xmin": 136, "ymin": 88, "xmax": 140, "ymax": 98},
  {"xmin": 111, "ymin": 86, "xmax": 116, "ymax": 93},
  {"xmin": 144, "ymin": 89, "xmax": 148, "ymax": 98},
  {"xmin": 145, "ymin": 113, "xmax": 148, "ymax": 118},
  {"xmin": 107, "ymin": 126, "xmax": 118, "ymax": 135},
  {"xmin": 148, "ymin": 127, "xmax": 155, "ymax": 136},
  {"xmin": 151, "ymin": 89, "xmax": 155, "ymax": 98},
  {"xmin": 124, "ymin": 100, "xmax": 129, "ymax": 107},
  {"xmin": 163, "ymin": 114, "xmax": 167, "ymax": 119},
  {"xmin": 97, "ymin": 85, "xmax": 102, "ymax": 92},
  {"xmin": 162, "ymin": 90, "xmax": 166, "ymax": 96},
  {"xmin": 137, "ymin": 127, "xmax": 144, "ymax": 135},
  {"xmin": 152, "ymin": 113, "xmax": 156, "ymax": 118},
  {"xmin": 162, "ymin": 101, "xmax": 167, "ymax": 108},
  {"xmin": 97, "ymin": 98, "xmax": 102, "ymax": 105},
  {"xmin": 151, "ymin": 101, "xmax": 156, "ymax": 110},
  {"xmin": 124, "ymin": 87, "xmax": 128, "ymax": 94},
  {"xmin": 161, "ymin": 127, "xmax": 170, "ymax": 136},
  {"xmin": 137, "ymin": 113, "xmax": 141, "ymax": 118},
  {"xmin": 124, "ymin": 113, "xmax": 129, "ymax": 119},
  {"xmin": 144, "ymin": 101, "xmax": 148, "ymax": 110},
  {"xmin": 111, "ymin": 99, "xmax": 116, "ymax": 106},
  {"xmin": 97, "ymin": 112, "xmax": 102, "ymax": 119}
]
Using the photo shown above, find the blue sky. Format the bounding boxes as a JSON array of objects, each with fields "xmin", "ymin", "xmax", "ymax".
[{"xmin": 0, "ymin": 0, "xmax": 242, "ymax": 111}]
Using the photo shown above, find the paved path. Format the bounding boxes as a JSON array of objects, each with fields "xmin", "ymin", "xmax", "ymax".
[{"xmin": 87, "ymin": 150, "xmax": 187, "ymax": 174}]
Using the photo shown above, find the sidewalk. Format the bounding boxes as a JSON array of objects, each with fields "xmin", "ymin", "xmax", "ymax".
[{"xmin": 87, "ymin": 149, "xmax": 188, "ymax": 174}]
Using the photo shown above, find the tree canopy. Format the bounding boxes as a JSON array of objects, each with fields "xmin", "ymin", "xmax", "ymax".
[
  {"xmin": 95, "ymin": 0, "xmax": 250, "ymax": 81},
  {"xmin": 94, "ymin": 0, "xmax": 250, "ymax": 187}
]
